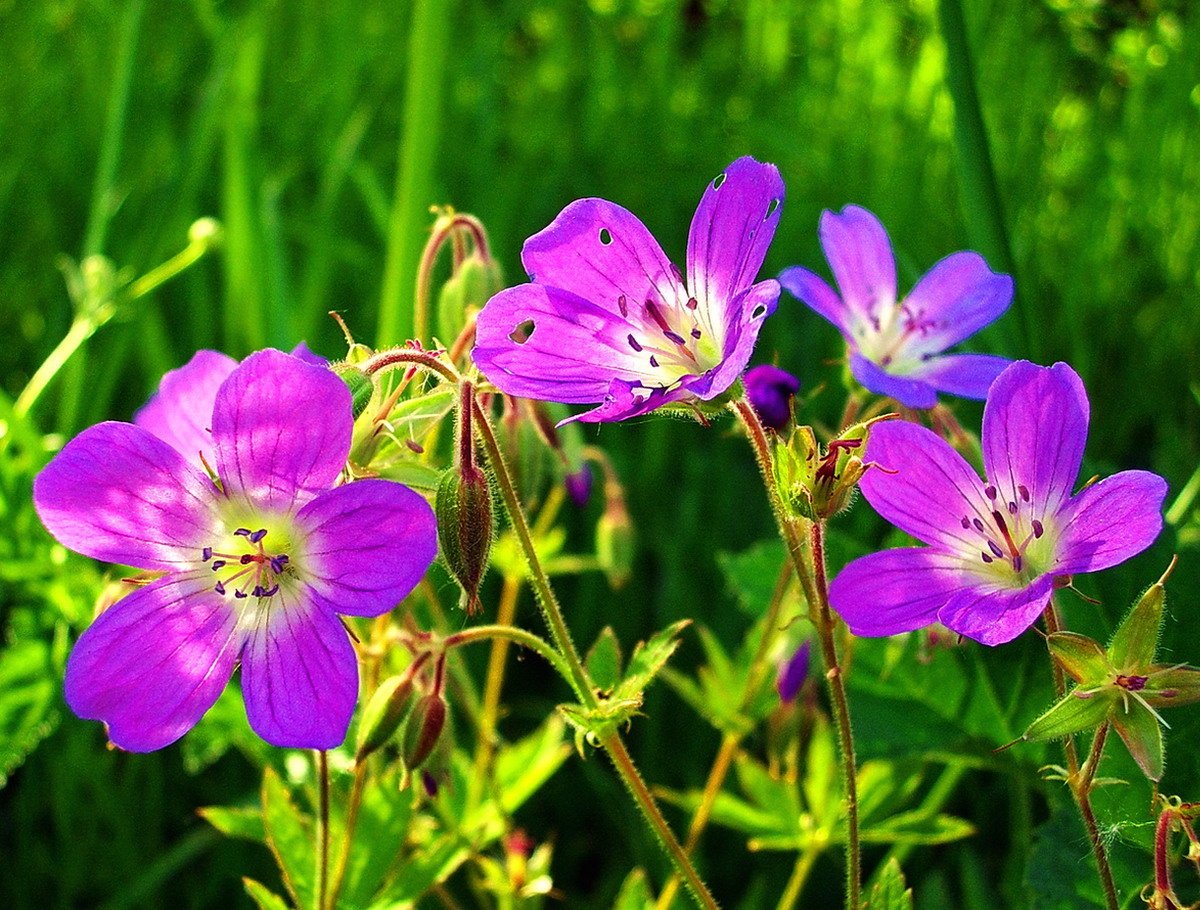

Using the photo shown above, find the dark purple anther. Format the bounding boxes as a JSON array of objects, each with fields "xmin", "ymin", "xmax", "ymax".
[
  {"xmin": 649, "ymin": 355, "xmax": 659, "ymax": 368},
  {"xmin": 234, "ymin": 590, "xmax": 247, "ymax": 599},
  {"xmin": 776, "ymin": 640, "xmax": 811, "ymax": 703},
  {"xmin": 252, "ymin": 586, "xmax": 264, "ymax": 598},
  {"xmin": 235, "ymin": 528, "xmax": 252, "ymax": 537},
  {"xmin": 618, "ymin": 294, "xmax": 628, "ymax": 317},
  {"xmin": 1008, "ymin": 501, "xmax": 1018, "ymax": 514},
  {"xmin": 241, "ymin": 554, "xmax": 255, "ymax": 564},
  {"xmin": 211, "ymin": 560, "xmax": 226, "ymax": 571},
  {"xmin": 744, "ymin": 364, "xmax": 801, "ymax": 433},
  {"xmin": 1018, "ymin": 484, "xmax": 1030, "ymax": 502},
  {"xmin": 973, "ymin": 518, "xmax": 987, "ymax": 533},
  {"xmin": 269, "ymin": 555, "xmax": 289, "ymax": 574},
  {"xmin": 214, "ymin": 581, "xmax": 226, "ymax": 595},
  {"xmin": 691, "ymin": 327, "xmax": 702, "ymax": 339},
  {"xmin": 627, "ymin": 334, "xmax": 643, "ymax": 352},
  {"xmin": 249, "ymin": 529, "xmax": 267, "ymax": 543},
  {"xmin": 988, "ymin": 540, "xmax": 1004, "ymax": 558},
  {"xmin": 981, "ymin": 552, "xmax": 993, "ymax": 564},
  {"xmin": 201, "ymin": 547, "xmax": 213, "ymax": 561},
  {"xmin": 1032, "ymin": 520, "xmax": 1044, "ymax": 538},
  {"xmin": 565, "ymin": 465, "xmax": 593, "ymax": 508},
  {"xmin": 685, "ymin": 297, "xmax": 698, "ymax": 310},
  {"xmin": 262, "ymin": 584, "xmax": 279, "ymax": 597},
  {"xmin": 663, "ymin": 330, "xmax": 687, "ymax": 346},
  {"xmin": 985, "ymin": 485, "xmax": 997, "ymax": 500},
  {"xmin": 960, "ymin": 516, "xmax": 971, "ymax": 529}
]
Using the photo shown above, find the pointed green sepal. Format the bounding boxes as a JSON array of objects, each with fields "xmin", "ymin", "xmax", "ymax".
[
  {"xmin": 1047, "ymin": 632, "xmax": 1111, "ymax": 684},
  {"xmin": 1112, "ymin": 699, "xmax": 1164, "ymax": 781},
  {"xmin": 1108, "ymin": 559, "xmax": 1174, "ymax": 671},
  {"xmin": 1145, "ymin": 665, "xmax": 1200, "ymax": 709},
  {"xmin": 1022, "ymin": 690, "xmax": 1115, "ymax": 742}
]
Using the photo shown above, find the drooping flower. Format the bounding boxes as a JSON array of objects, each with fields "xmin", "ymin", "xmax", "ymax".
[
  {"xmin": 135, "ymin": 344, "xmax": 325, "ymax": 465},
  {"xmin": 745, "ymin": 363, "xmax": 800, "ymax": 432},
  {"xmin": 472, "ymin": 157, "xmax": 785, "ymax": 423},
  {"xmin": 829, "ymin": 361, "xmax": 1167, "ymax": 646},
  {"xmin": 780, "ymin": 205, "xmax": 1012, "ymax": 409},
  {"xmin": 776, "ymin": 640, "xmax": 811, "ymax": 703},
  {"xmin": 34, "ymin": 349, "xmax": 437, "ymax": 751}
]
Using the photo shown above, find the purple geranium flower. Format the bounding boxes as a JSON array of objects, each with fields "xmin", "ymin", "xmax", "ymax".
[
  {"xmin": 745, "ymin": 363, "xmax": 800, "ymax": 432},
  {"xmin": 34, "ymin": 350, "xmax": 437, "ymax": 751},
  {"xmin": 135, "ymin": 344, "xmax": 325, "ymax": 465},
  {"xmin": 829, "ymin": 361, "xmax": 1167, "ymax": 646},
  {"xmin": 780, "ymin": 205, "xmax": 1012, "ymax": 409},
  {"xmin": 473, "ymin": 157, "xmax": 785, "ymax": 423}
]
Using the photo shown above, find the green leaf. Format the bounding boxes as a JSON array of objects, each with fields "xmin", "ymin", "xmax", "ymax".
[
  {"xmin": 243, "ymin": 878, "xmax": 292, "ymax": 910},
  {"xmin": 586, "ymin": 626, "xmax": 623, "ymax": 693},
  {"xmin": 1108, "ymin": 577, "xmax": 1166, "ymax": 671},
  {"xmin": 1111, "ymin": 701, "xmax": 1164, "ymax": 781},
  {"xmin": 261, "ymin": 768, "xmax": 313, "ymax": 909},
  {"xmin": 182, "ymin": 685, "xmax": 273, "ymax": 774},
  {"xmin": 339, "ymin": 767, "xmax": 414, "ymax": 909},
  {"xmin": 1022, "ymin": 691, "xmax": 1115, "ymax": 742},
  {"xmin": 198, "ymin": 805, "xmax": 265, "ymax": 842},
  {"xmin": 717, "ymin": 539, "xmax": 790, "ymax": 615},
  {"xmin": 613, "ymin": 619, "xmax": 691, "ymax": 702},
  {"xmin": 859, "ymin": 809, "xmax": 976, "ymax": 846},
  {"xmin": 613, "ymin": 868, "xmax": 656, "ymax": 910},
  {"xmin": 0, "ymin": 639, "xmax": 60, "ymax": 787},
  {"xmin": 1047, "ymin": 633, "xmax": 1111, "ymax": 684},
  {"xmin": 864, "ymin": 858, "xmax": 914, "ymax": 910},
  {"xmin": 494, "ymin": 715, "xmax": 572, "ymax": 813},
  {"xmin": 370, "ymin": 834, "xmax": 469, "ymax": 909}
]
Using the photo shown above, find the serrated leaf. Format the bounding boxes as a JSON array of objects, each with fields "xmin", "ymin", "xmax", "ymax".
[
  {"xmin": 199, "ymin": 805, "xmax": 265, "ymax": 842},
  {"xmin": 261, "ymin": 768, "xmax": 313, "ymax": 908},
  {"xmin": 613, "ymin": 620, "xmax": 691, "ymax": 703},
  {"xmin": 370, "ymin": 834, "xmax": 469, "ymax": 909},
  {"xmin": 494, "ymin": 715, "xmax": 571, "ymax": 813},
  {"xmin": 0, "ymin": 639, "xmax": 60, "ymax": 787},
  {"xmin": 1112, "ymin": 700, "xmax": 1164, "ymax": 781},
  {"xmin": 586, "ymin": 626, "xmax": 623, "ymax": 693},
  {"xmin": 864, "ymin": 859, "xmax": 914, "ymax": 910},
  {"xmin": 1108, "ymin": 580, "xmax": 1165, "ymax": 671},
  {"xmin": 1047, "ymin": 633, "xmax": 1110, "ymax": 684},
  {"xmin": 339, "ymin": 767, "xmax": 414, "ymax": 909},
  {"xmin": 243, "ymin": 878, "xmax": 292, "ymax": 910},
  {"xmin": 1022, "ymin": 691, "xmax": 1115, "ymax": 742}
]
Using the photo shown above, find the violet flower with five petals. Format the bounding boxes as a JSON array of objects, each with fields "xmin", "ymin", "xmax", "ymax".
[
  {"xmin": 35, "ymin": 349, "xmax": 437, "ymax": 751},
  {"xmin": 780, "ymin": 205, "xmax": 1012, "ymax": 409},
  {"xmin": 829, "ymin": 361, "xmax": 1167, "ymax": 646},
  {"xmin": 472, "ymin": 157, "xmax": 785, "ymax": 423}
]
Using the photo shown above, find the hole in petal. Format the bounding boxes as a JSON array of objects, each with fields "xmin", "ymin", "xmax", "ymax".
[
  {"xmin": 713, "ymin": 172, "xmax": 726, "ymax": 190},
  {"xmin": 599, "ymin": 228, "xmax": 613, "ymax": 245},
  {"xmin": 766, "ymin": 198, "xmax": 780, "ymax": 218},
  {"xmin": 509, "ymin": 319, "xmax": 536, "ymax": 344},
  {"xmin": 751, "ymin": 305, "xmax": 767, "ymax": 319}
]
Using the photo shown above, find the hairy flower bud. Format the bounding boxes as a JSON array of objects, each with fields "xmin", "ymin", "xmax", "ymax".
[
  {"xmin": 438, "ymin": 251, "xmax": 502, "ymax": 343},
  {"xmin": 436, "ymin": 383, "xmax": 495, "ymax": 613},
  {"xmin": 402, "ymin": 692, "xmax": 447, "ymax": 776},
  {"xmin": 596, "ymin": 494, "xmax": 635, "ymax": 589},
  {"xmin": 355, "ymin": 671, "xmax": 417, "ymax": 761},
  {"xmin": 332, "ymin": 363, "xmax": 375, "ymax": 420}
]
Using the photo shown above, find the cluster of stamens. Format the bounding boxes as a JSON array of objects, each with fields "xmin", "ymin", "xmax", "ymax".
[
  {"xmin": 959, "ymin": 483, "xmax": 1045, "ymax": 574},
  {"xmin": 863, "ymin": 303, "xmax": 942, "ymax": 368},
  {"xmin": 619, "ymin": 275, "xmax": 719, "ymax": 382},
  {"xmin": 202, "ymin": 527, "xmax": 290, "ymax": 600}
]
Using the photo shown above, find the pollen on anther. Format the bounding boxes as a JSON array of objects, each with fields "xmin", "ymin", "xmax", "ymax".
[
  {"xmin": 211, "ymin": 560, "xmax": 226, "ymax": 571},
  {"xmin": 201, "ymin": 547, "xmax": 213, "ymax": 561},
  {"xmin": 249, "ymin": 529, "xmax": 267, "ymax": 543}
]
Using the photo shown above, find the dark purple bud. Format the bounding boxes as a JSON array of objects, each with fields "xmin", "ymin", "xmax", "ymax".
[
  {"xmin": 745, "ymin": 364, "xmax": 801, "ymax": 432},
  {"xmin": 421, "ymin": 770, "xmax": 439, "ymax": 798},
  {"xmin": 776, "ymin": 640, "xmax": 811, "ymax": 703},
  {"xmin": 565, "ymin": 464, "xmax": 593, "ymax": 507}
]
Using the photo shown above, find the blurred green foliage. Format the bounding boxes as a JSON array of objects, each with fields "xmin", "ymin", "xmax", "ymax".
[{"xmin": 1, "ymin": 0, "xmax": 1198, "ymax": 907}]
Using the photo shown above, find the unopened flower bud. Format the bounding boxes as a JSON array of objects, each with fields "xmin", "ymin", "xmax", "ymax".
[
  {"xmin": 774, "ymin": 416, "xmax": 892, "ymax": 520},
  {"xmin": 565, "ymin": 464, "xmax": 593, "ymax": 507},
  {"xmin": 355, "ymin": 665, "xmax": 422, "ymax": 761},
  {"xmin": 436, "ymin": 383, "xmax": 495, "ymax": 613},
  {"xmin": 187, "ymin": 217, "xmax": 223, "ymax": 249},
  {"xmin": 596, "ymin": 495, "xmax": 635, "ymax": 589},
  {"xmin": 332, "ymin": 363, "xmax": 375, "ymax": 420},
  {"xmin": 776, "ymin": 641, "xmax": 811, "ymax": 703},
  {"xmin": 438, "ymin": 252, "xmax": 501, "ymax": 342},
  {"xmin": 402, "ymin": 692, "xmax": 447, "ymax": 776},
  {"xmin": 745, "ymin": 364, "xmax": 800, "ymax": 432}
]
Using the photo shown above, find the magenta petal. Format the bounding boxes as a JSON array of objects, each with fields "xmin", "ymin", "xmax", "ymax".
[
  {"xmin": 916, "ymin": 353, "xmax": 1011, "ymax": 400},
  {"xmin": 65, "ymin": 575, "xmax": 240, "ymax": 751},
  {"xmin": 520, "ymin": 198, "xmax": 685, "ymax": 317},
  {"xmin": 559, "ymin": 378, "xmax": 689, "ymax": 425},
  {"xmin": 298, "ymin": 479, "xmax": 437, "ymax": 618},
  {"xmin": 849, "ymin": 354, "xmax": 938, "ymax": 409},
  {"xmin": 689, "ymin": 279, "xmax": 780, "ymax": 401},
  {"xmin": 686, "ymin": 157, "xmax": 785, "ymax": 313},
  {"xmin": 779, "ymin": 266, "xmax": 850, "ymax": 338},
  {"xmin": 829, "ymin": 548, "xmax": 972, "ymax": 637},
  {"xmin": 134, "ymin": 350, "xmax": 237, "ymax": 464},
  {"xmin": 212, "ymin": 349, "xmax": 352, "ymax": 512},
  {"xmin": 290, "ymin": 342, "xmax": 326, "ymax": 366},
  {"xmin": 859, "ymin": 419, "xmax": 986, "ymax": 552},
  {"xmin": 34, "ymin": 422, "xmax": 218, "ymax": 571},
  {"xmin": 982, "ymin": 361, "xmax": 1089, "ymax": 518},
  {"xmin": 1053, "ymin": 471, "xmax": 1167, "ymax": 575},
  {"xmin": 818, "ymin": 206, "xmax": 896, "ymax": 323},
  {"xmin": 473, "ymin": 283, "xmax": 650, "ymax": 403},
  {"xmin": 900, "ymin": 252, "xmax": 1013, "ymax": 356},
  {"xmin": 240, "ymin": 588, "xmax": 358, "ymax": 749},
  {"xmin": 937, "ymin": 574, "xmax": 1055, "ymax": 646}
]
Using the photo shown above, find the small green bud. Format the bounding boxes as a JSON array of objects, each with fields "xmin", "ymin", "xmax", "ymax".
[
  {"xmin": 402, "ymin": 692, "xmax": 447, "ymax": 777},
  {"xmin": 332, "ymin": 363, "xmax": 375, "ymax": 420},
  {"xmin": 355, "ymin": 672, "xmax": 417, "ymax": 761},
  {"xmin": 596, "ymin": 497, "xmax": 635, "ymax": 590},
  {"xmin": 436, "ymin": 464, "xmax": 496, "ymax": 613},
  {"xmin": 437, "ymin": 252, "xmax": 498, "ymax": 342},
  {"xmin": 187, "ymin": 217, "xmax": 223, "ymax": 249}
]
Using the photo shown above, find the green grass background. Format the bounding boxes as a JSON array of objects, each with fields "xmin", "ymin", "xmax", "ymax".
[{"xmin": 1, "ymin": 0, "xmax": 1198, "ymax": 907}]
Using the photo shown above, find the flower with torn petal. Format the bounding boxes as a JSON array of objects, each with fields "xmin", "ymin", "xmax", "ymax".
[
  {"xmin": 135, "ymin": 343, "xmax": 326, "ymax": 467},
  {"xmin": 829, "ymin": 361, "xmax": 1167, "ymax": 646},
  {"xmin": 472, "ymin": 157, "xmax": 785, "ymax": 423},
  {"xmin": 34, "ymin": 349, "xmax": 437, "ymax": 751},
  {"xmin": 780, "ymin": 205, "xmax": 1011, "ymax": 409}
]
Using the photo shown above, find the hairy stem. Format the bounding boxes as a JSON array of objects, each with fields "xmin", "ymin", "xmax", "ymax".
[
  {"xmin": 472, "ymin": 395, "xmax": 717, "ymax": 909},
  {"xmin": 325, "ymin": 761, "xmax": 366, "ymax": 910},
  {"xmin": 314, "ymin": 750, "xmax": 330, "ymax": 910},
  {"xmin": 467, "ymin": 576, "xmax": 522, "ymax": 808},
  {"xmin": 776, "ymin": 848, "xmax": 821, "ymax": 910}
]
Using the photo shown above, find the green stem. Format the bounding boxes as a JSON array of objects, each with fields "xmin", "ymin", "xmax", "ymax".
[
  {"xmin": 376, "ymin": 0, "xmax": 451, "ymax": 347},
  {"xmin": 732, "ymin": 397, "xmax": 860, "ymax": 910},
  {"xmin": 472, "ymin": 396, "xmax": 717, "ymax": 910},
  {"xmin": 442, "ymin": 619, "xmax": 574, "ymax": 688},
  {"xmin": 325, "ymin": 759, "xmax": 366, "ymax": 910},
  {"xmin": 775, "ymin": 848, "xmax": 821, "ymax": 910},
  {"xmin": 467, "ymin": 576, "xmax": 521, "ymax": 810},
  {"xmin": 315, "ymin": 750, "xmax": 330, "ymax": 910},
  {"xmin": 15, "ymin": 318, "xmax": 97, "ymax": 419}
]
